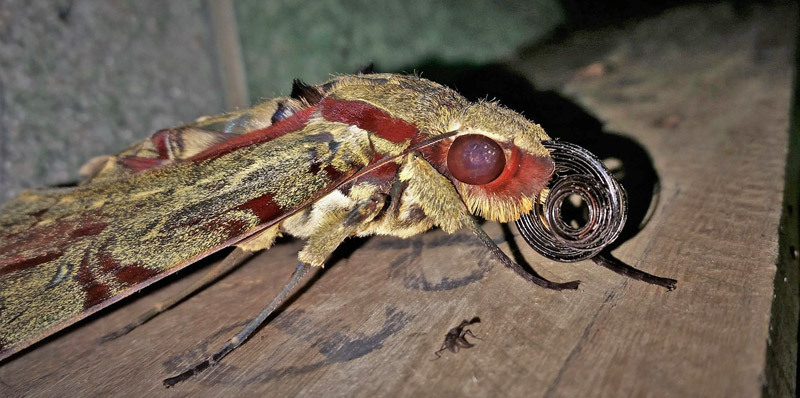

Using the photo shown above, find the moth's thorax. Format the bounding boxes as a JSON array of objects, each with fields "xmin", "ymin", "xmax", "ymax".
[{"xmin": 325, "ymin": 74, "xmax": 470, "ymax": 139}]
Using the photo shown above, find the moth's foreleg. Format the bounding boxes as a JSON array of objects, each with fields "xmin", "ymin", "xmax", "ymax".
[
  {"xmin": 467, "ymin": 217, "xmax": 580, "ymax": 290},
  {"xmin": 99, "ymin": 247, "xmax": 256, "ymax": 343},
  {"xmin": 298, "ymin": 194, "xmax": 387, "ymax": 266},
  {"xmin": 163, "ymin": 262, "xmax": 313, "ymax": 388}
]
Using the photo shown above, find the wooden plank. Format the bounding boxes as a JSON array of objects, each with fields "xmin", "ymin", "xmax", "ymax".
[
  {"xmin": 0, "ymin": 2, "xmax": 795, "ymax": 397},
  {"xmin": 765, "ymin": 9, "xmax": 800, "ymax": 396}
]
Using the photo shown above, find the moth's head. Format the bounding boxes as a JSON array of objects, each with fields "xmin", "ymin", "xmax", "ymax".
[
  {"xmin": 326, "ymin": 74, "xmax": 554, "ymax": 222},
  {"xmin": 428, "ymin": 101, "xmax": 554, "ymax": 223}
]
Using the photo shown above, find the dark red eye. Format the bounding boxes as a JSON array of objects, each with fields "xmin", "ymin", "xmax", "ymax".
[{"xmin": 447, "ymin": 134, "xmax": 506, "ymax": 185}]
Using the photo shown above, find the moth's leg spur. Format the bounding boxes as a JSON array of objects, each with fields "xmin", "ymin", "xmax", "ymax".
[
  {"xmin": 468, "ymin": 216, "xmax": 580, "ymax": 290},
  {"xmin": 163, "ymin": 262, "xmax": 313, "ymax": 387},
  {"xmin": 100, "ymin": 247, "xmax": 255, "ymax": 342}
]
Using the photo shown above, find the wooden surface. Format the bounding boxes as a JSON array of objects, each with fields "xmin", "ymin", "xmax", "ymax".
[
  {"xmin": 0, "ymin": 3, "xmax": 796, "ymax": 397},
  {"xmin": 769, "ymin": 13, "xmax": 800, "ymax": 396}
]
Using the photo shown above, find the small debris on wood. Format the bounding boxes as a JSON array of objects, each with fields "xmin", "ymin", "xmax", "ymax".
[{"xmin": 434, "ymin": 317, "xmax": 481, "ymax": 359}]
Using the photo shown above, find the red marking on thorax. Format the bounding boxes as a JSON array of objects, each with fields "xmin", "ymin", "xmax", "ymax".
[
  {"xmin": 321, "ymin": 98, "xmax": 417, "ymax": 143},
  {"xmin": 357, "ymin": 161, "xmax": 399, "ymax": 189},
  {"xmin": 192, "ymin": 106, "xmax": 316, "ymax": 162},
  {"xmin": 418, "ymin": 139, "xmax": 449, "ymax": 174}
]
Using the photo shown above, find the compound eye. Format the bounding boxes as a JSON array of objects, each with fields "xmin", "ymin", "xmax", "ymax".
[{"xmin": 447, "ymin": 134, "xmax": 506, "ymax": 185}]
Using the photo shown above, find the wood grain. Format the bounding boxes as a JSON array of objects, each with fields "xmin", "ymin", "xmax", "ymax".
[{"xmin": 0, "ymin": 3, "xmax": 795, "ymax": 397}]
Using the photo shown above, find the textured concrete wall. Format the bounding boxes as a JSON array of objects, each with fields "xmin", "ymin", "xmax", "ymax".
[{"xmin": 0, "ymin": 1, "xmax": 224, "ymax": 200}]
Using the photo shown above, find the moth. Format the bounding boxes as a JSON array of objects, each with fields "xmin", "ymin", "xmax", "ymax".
[{"xmin": 0, "ymin": 73, "xmax": 675, "ymax": 385}]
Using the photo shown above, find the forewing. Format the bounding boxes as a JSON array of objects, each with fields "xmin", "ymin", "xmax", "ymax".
[{"xmin": 0, "ymin": 108, "xmax": 373, "ymax": 360}]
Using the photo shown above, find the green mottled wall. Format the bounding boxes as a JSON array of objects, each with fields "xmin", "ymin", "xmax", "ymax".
[{"xmin": 236, "ymin": 0, "xmax": 564, "ymax": 100}]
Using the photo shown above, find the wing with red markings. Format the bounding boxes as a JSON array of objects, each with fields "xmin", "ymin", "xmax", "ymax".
[
  {"xmin": 0, "ymin": 73, "xmax": 503, "ymax": 363},
  {"xmin": 0, "ymin": 102, "xmax": 373, "ymax": 360}
]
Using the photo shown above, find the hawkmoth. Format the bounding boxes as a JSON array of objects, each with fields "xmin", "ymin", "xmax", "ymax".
[{"xmin": 0, "ymin": 73, "xmax": 675, "ymax": 385}]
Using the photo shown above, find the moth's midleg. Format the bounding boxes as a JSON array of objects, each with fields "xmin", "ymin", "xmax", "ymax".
[
  {"xmin": 163, "ymin": 262, "xmax": 313, "ymax": 388},
  {"xmin": 99, "ymin": 248, "xmax": 255, "ymax": 342}
]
